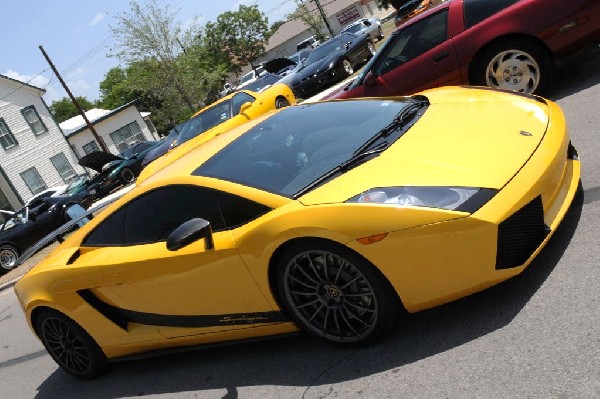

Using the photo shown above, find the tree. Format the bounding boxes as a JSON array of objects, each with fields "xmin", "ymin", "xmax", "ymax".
[
  {"xmin": 97, "ymin": 67, "xmax": 138, "ymax": 110},
  {"xmin": 202, "ymin": 4, "xmax": 269, "ymax": 74},
  {"xmin": 109, "ymin": 1, "xmax": 210, "ymax": 112},
  {"xmin": 49, "ymin": 96, "xmax": 95, "ymax": 123},
  {"xmin": 289, "ymin": 2, "xmax": 327, "ymax": 42}
]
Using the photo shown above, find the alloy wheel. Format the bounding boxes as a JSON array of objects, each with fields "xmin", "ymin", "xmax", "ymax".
[
  {"xmin": 41, "ymin": 315, "xmax": 93, "ymax": 376},
  {"xmin": 0, "ymin": 246, "xmax": 18, "ymax": 271},
  {"xmin": 485, "ymin": 49, "xmax": 540, "ymax": 93}
]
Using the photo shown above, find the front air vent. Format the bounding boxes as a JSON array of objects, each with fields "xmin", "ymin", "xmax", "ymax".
[{"xmin": 496, "ymin": 196, "xmax": 549, "ymax": 269}]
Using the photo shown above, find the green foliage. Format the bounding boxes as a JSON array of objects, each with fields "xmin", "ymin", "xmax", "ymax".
[
  {"xmin": 49, "ymin": 96, "xmax": 96, "ymax": 123},
  {"xmin": 203, "ymin": 4, "xmax": 269, "ymax": 73},
  {"xmin": 289, "ymin": 3, "xmax": 327, "ymax": 42}
]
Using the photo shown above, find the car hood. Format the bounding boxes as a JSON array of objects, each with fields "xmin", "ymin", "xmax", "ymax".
[
  {"xmin": 300, "ymin": 87, "xmax": 550, "ymax": 205},
  {"xmin": 291, "ymin": 55, "xmax": 339, "ymax": 81},
  {"xmin": 79, "ymin": 151, "xmax": 123, "ymax": 173}
]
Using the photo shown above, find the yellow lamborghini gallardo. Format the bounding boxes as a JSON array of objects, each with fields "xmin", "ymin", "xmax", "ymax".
[{"xmin": 14, "ymin": 87, "xmax": 580, "ymax": 379}]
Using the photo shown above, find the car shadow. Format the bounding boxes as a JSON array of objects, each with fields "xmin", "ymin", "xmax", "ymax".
[
  {"xmin": 547, "ymin": 46, "xmax": 600, "ymax": 100},
  {"xmin": 33, "ymin": 191, "xmax": 583, "ymax": 398}
]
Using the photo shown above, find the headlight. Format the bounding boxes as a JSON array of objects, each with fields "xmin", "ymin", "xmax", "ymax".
[{"xmin": 347, "ymin": 187, "xmax": 497, "ymax": 213}]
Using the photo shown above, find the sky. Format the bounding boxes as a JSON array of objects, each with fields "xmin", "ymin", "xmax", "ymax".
[{"xmin": 0, "ymin": 0, "xmax": 298, "ymax": 104}]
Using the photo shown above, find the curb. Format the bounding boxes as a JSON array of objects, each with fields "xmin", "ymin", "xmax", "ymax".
[{"xmin": 0, "ymin": 277, "xmax": 20, "ymax": 293}]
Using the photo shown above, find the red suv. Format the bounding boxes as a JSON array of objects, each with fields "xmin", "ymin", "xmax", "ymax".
[{"xmin": 329, "ymin": 0, "xmax": 600, "ymax": 99}]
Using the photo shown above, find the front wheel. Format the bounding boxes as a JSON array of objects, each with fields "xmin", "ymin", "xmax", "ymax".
[
  {"xmin": 0, "ymin": 244, "xmax": 19, "ymax": 273},
  {"xmin": 367, "ymin": 40, "xmax": 377, "ymax": 57},
  {"xmin": 275, "ymin": 97, "xmax": 290, "ymax": 109},
  {"xmin": 341, "ymin": 58, "xmax": 354, "ymax": 77},
  {"xmin": 277, "ymin": 240, "xmax": 400, "ymax": 345},
  {"xmin": 473, "ymin": 40, "xmax": 553, "ymax": 94},
  {"xmin": 377, "ymin": 27, "xmax": 384, "ymax": 41},
  {"xmin": 36, "ymin": 309, "xmax": 106, "ymax": 380}
]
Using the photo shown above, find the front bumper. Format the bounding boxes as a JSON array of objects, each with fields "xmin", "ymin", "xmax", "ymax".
[{"xmin": 347, "ymin": 101, "xmax": 581, "ymax": 313}]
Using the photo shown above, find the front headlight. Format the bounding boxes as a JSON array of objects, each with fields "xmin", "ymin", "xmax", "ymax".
[{"xmin": 347, "ymin": 187, "xmax": 497, "ymax": 213}]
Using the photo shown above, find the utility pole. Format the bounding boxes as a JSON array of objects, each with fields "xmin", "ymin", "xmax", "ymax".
[
  {"xmin": 313, "ymin": 0, "xmax": 334, "ymax": 37},
  {"xmin": 38, "ymin": 45, "xmax": 108, "ymax": 152}
]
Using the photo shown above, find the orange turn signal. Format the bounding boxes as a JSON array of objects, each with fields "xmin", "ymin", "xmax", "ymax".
[{"xmin": 356, "ymin": 233, "xmax": 388, "ymax": 245}]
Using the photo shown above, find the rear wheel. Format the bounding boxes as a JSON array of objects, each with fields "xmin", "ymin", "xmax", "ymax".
[
  {"xmin": 120, "ymin": 167, "xmax": 135, "ymax": 184},
  {"xmin": 0, "ymin": 245, "xmax": 19, "ymax": 273},
  {"xmin": 277, "ymin": 240, "xmax": 400, "ymax": 345},
  {"xmin": 473, "ymin": 40, "xmax": 553, "ymax": 94},
  {"xmin": 367, "ymin": 40, "xmax": 377, "ymax": 57},
  {"xmin": 377, "ymin": 26, "xmax": 384, "ymax": 41},
  {"xmin": 36, "ymin": 309, "xmax": 106, "ymax": 380}
]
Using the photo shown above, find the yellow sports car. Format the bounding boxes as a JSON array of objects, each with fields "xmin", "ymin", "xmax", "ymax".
[
  {"xmin": 139, "ymin": 83, "xmax": 295, "ymax": 180},
  {"xmin": 14, "ymin": 87, "xmax": 580, "ymax": 379}
]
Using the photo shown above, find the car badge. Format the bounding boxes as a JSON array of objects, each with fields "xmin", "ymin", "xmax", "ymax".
[{"xmin": 520, "ymin": 130, "xmax": 533, "ymax": 136}]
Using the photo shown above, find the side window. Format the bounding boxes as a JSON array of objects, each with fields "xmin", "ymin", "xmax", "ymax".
[
  {"xmin": 463, "ymin": 0, "xmax": 520, "ymax": 29},
  {"xmin": 0, "ymin": 118, "xmax": 18, "ymax": 150},
  {"xmin": 231, "ymin": 92, "xmax": 255, "ymax": 115},
  {"xmin": 84, "ymin": 185, "xmax": 225, "ymax": 247},
  {"xmin": 215, "ymin": 190, "xmax": 271, "ymax": 229},
  {"xmin": 21, "ymin": 106, "xmax": 48, "ymax": 135},
  {"xmin": 374, "ymin": 10, "xmax": 448, "ymax": 76}
]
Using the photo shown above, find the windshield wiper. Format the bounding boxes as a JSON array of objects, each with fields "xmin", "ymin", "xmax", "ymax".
[
  {"xmin": 294, "ymin": 144, "xmax": 387, "ymax": 199},
  {"xmin": 293, "ymin": 96, "xmax": 429, "ymax": 199},
  {"xmin": 353, "ymin": 96, "xmax": 429, "ymax": 156}
]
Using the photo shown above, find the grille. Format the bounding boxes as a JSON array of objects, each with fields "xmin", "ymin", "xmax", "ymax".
[{"xmin": 496, "ymin": 196, "xmax": 549, "ymax": 270}]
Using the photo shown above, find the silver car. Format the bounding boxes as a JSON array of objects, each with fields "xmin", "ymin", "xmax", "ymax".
[{"xmin": 340, "ymin": 17, "xmax": 383, "ymax": 42}]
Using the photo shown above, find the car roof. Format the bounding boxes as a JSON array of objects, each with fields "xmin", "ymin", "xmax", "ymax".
[{"xmin": 395, "ymin": 0, "xmax": 452, "ymax": 30}]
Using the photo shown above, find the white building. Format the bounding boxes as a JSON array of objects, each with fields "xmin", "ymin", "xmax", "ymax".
[
  {"xmin": 60, "ymin": 101, "xmax": 158, "ymax": 156},
  {"xmin": 0, "ymin": 74, "xmax": 86, "ymax": 211}
]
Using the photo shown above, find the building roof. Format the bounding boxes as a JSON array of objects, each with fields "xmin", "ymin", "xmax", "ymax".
[
  {"xmin": 0, "ymin": 74, "xmax": 46, "ymax": 95},
  {"xmin": 59, "ymin": 100, "xmax": 139, "ymax": 137}
]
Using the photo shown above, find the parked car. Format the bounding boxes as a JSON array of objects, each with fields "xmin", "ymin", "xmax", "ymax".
[
  {"xmin": 329, "ymin": 0, "xmax": 600, "ymax": 99},
  {"xmin": 287, "ymin": 49, "xmax": 312, "ymax": 65},
  {"xmin": 0, "ymin": 196, "xmax": 88, "ymax": 273},
  {"xmin": 24, "ymin": 184, "xmax": 68, "ymax": 206},
  {"xmin": 287, "ymin": 32, "xmax": 377, "ymax": 98},
  {"xmin": 141, "ymin": 127, "xmax": 181, "ymax": 168},
  {"xmin": 138, "ymin": 83, "xmax": 296, "ymax": 181},
  {"xmin": 236, "ymin": 65, "xmax": 266, "ymax": 90},
  {"xmin": 14, "ymin": 86, "xmax": 580, "ymax": 379},
  {"xmin": 394, "ymin": 0, "xmax": 441, "ymax": 27},
  {"xmin": 79, "ymin": 141, "xmax": 159, "ymax": 198},
  {"xmin": 341, "ymin": 17, "xmax": 384, "ymax": 42},
  {"xmin": 296, "ymin": 35, "xmax": 320, "ymax": 51}
]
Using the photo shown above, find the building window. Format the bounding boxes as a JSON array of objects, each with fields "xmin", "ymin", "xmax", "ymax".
[
  {"xmin": 82, "ymin": 141, "xmax": 100, "ymax": 154},
  {"xmin": 110, "ymin": 121, "xmax": 146, "ymax": 153},
  {"xmin": 20, "ymin": 167, "xmax": 47, "ymax": 195},
  {"xmin": 21, "ymin": 105, "xmax": 48, "ymax": 135},
  {"xmin": 0, "ymin": 118, "xmax": 18, "ymax": 150},
  {"xmin": 144, "ymin": 117, "xmax": 157, "ymax": 134},
  {"xmin": 51, "ymin": 153, "xmax": 77, "ymax": 183}
]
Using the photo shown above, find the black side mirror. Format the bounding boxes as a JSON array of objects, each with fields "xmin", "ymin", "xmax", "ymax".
[
  {"xmin": 364, "ymin": 70, "xmax": 378, "ymax": 87},
  {"xmin": 166, "ymin": 218, "xmax": 214, "ymax": 251}
]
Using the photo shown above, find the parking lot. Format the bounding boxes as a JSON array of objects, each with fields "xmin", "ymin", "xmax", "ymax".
[{"xmin": 0, "ymin": 45, "xmax": 598, "ymax": 398}]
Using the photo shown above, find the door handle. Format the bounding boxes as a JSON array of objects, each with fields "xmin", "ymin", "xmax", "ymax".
[{"xmin": 433, "ymin": 51, "xmax": 449, "ymax": 62}]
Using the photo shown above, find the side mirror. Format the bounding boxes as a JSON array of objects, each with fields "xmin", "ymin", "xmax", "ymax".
[
  {"xmin": 364, "ymin": 70, "xmax": 378, "ymax": 87},
  {"xmin": 166, "ymin": 218, "xmax": 214, "ymax": 251},
  {"xmin": 239, "ymin": 102, "xmax": 253, "ymax": 115}
]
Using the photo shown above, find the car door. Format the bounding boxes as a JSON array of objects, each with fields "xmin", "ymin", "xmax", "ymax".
[
  {"xmin": 83, "ymin": 184, "xmax": 276, "ymax": 339},
  {"xmin": 363, "ymin": 9, "xmax": 460, "ymax": 96}
]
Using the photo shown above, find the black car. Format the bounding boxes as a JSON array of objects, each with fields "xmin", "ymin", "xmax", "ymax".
[
  {"xmin": 287, "ymin": 32, "xmax": 377, "ymax": 99},
  {"xmin": 141, "ymin": 128, "xmax": 181, "ymax": 168},
  {"xmin": 79, "ymin": 141, "xmax": 159, "ymax": 199},
  {"xmin": 0, "ymin": 196, "xmax": 88, "ymax": 273}
]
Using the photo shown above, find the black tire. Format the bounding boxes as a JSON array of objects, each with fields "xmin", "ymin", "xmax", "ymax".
[
  {"xmin": 377, "ymin": 26, "xmax": 384, "ymax": 41},
  {"xmin": 36, "ymin": 309, "xmax": 106, "ymax": 380},
  {"xmin": 473, "ymin": 39, "xmax": 553, "ymax": 94},
  {"xmin": 276, "ymin": 240, "xmax": 400, "ymax": 346},
  {"xmin": 0, "ymin": 244, "xmax": 19, "ymax": 273},
  {"xmin": 120, "ymin": 167, "xmax": 135, "ymax": 184},
  {"xmin": 275, "ymin": 97, "xmax": 290, "ymax": 109},
  {"xmin": 341, "ymin": 58, "xmax": 354, "ymax": 77}
]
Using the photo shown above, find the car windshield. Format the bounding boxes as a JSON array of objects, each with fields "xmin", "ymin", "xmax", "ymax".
[
  {"xmin": 194, "ymin": 99, "xmax": 417, "ymax": 197},
  {"xmin": 1, "ymin": 208, "xmax": 28, "ymax": 231},
  {"xmin": 305, "ymin": 36, "xmax": 348, "ymax": 63},
  {"xmin": 342, "ymin": 23, "xmax": 363, "ymax": 35},
  {"xmin": 244, "ymin": 75, "xmax": 281, "ymax": 92},
  {"xmin": 177, "ymin": 100, "xmax": 233, "ymax": 146}
]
